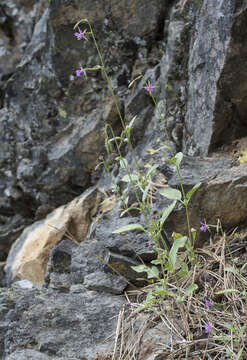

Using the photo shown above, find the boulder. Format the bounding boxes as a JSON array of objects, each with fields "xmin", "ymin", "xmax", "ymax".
[{"xmin": 4, "ymin": 187, "xmax": 102, "ymax": 285}]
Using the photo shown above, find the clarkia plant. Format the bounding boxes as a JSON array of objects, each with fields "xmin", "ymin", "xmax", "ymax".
[
  {"xmin": 72, "ymin": 16, "xmax": 209, "ymax": 347},
  {"xmin": 72, "ymin": 17, "xmax": 202, "ymax": 296}
]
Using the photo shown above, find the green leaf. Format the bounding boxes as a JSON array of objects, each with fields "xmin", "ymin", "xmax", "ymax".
[
  {"xmin": 154, "ymin": 287, "xmax": 174, "ymax": 297},
  {"xmin": 112, "ymin": 223, "xmax": 145, "ymax": 234},
  {"xmin": 127, "ymin": 115, "xmax": 137, "ymax": 131},
  {"xmin": 58, "ymin": 107, "xmax": 67, "ymax": 119},
  {"xmin": 172, "ymin": 232, "xmax": 184, "ymax": 240},
  {"xmin": 177, "ymin": 262, "xmax": 189, "ymax": 277},
  {"xmin": 159, "ymin": 200, "xmax": 176, "ymax": 228},
  {"xmin": 120, "ymin": 206, "xmax": 140, "ymax": 217},
  {"xmin": 191, "ymin": 228, "xmax": 197, "ymax": 242},
  {"xmin": 86, "ymin": 65, "xmax": 102, "ymax": 71},
  {"xmin": 216, "ymin": 289, "xmax": 240, "ymax": 294},
  {"xmin": 185, "ymin": 283, "xmax": 198, "ymax": 296},
  {"xmin": 132, "ymin": 265, "xmax": 159, "ymax": 279},
  {"xmin": 224, "ymin": 322, "xmax": 234, "ymax": 331},
  {"xmin": 168, "ymin": 153, "xmax": 183, "ymax": 167},
  {"xmin": 176, "ymin": 295, "xmax": 184, "ymax": 303},
  {"xmin": 159, "ymin": 187, "xmax": 182, "ymax": 201},
  {"xmin": 186, "ymin": 182, "xmax": 202, "ymax": 201},
  {"xmin": 175, "ymin": 152, "xmax": 183, "ymax": 167},
  {"xmin": 142, "ymin": 183, "xmax": 150, "ymax": 203},
  {"xmin": 147, "ymin": 266, "xmax": 159, "ymax": 279},
  {"xmin": 214, "ymin": 336, "xmax": 231, "ymax": 342},
  {"xmin": 241, "ymin": 262, "xmax": 247, "ymax": 272},
  {"xmin": 148, "ymin": 148, "xmax": 159, "ymax": 155},
  {"xmin": 169, "ymin": 236, "xmax": 187, "ymax": 268},
  {"xmin": 145, "ymin": 164, "xmax": 159, "ymax": 179},
  {"xmin": 236, "ymin": 347, "xmax": 244, "ymax": 360},
  {"xmin": 146, "ymin": 290, "xmax": 154, "ymax": 302},
  {"xmin": 131, "ymin": 264, "xmax": 150, "ymax": 273},
  {"xmin": 119, "ymin": 158, "xmax": 128, "ymax": 169},
  {"xmin": 239, "ymin": 324, "xmax": 247, "ymax": 338},
  {"xmin": 121, "ymin": 174, "xmax": 139, "ymax": 182},
  {"xmin": 108, "ymin": 137, "xmax": 123, "ymax": 143},
  {"xmin": 151, "ymin": 259, "xmax": 162, "ymax": 265}
]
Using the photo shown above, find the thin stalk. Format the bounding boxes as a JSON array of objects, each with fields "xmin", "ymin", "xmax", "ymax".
[
  {"xmin": 150, "ymin": 91, "xmax": 192, "ymax": 244},
  {"xmin": 88, "ymin": 22, "xmax": 143, "ymax": 181}
]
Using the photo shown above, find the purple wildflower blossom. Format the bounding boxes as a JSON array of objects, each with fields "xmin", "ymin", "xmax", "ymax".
[
  {"xmin": 144, "ymin": 82, "xmax": 155, "ymax": 94},
  {"xmin": 76, "ymin": 68, "xmax": 84, "ymax": 77},
  {"xmin": 74, "ymin": 28, "xmax": 86, "ymax": 40},
  {"xmin": 205, "ymin": 299, "xmax": 212, "ymax": 308},
  {"xmin": 204, "ymin": 323, "xmax": 212, "ymax": 334},
  {"xmin": 149, "ymin": 213, "xmax": 155, "ymax": 219},
  {"xmin": 148, "ymin": 242, "xmax": 153, "ymax": 251},
  {"xmin": 200, "ymin": 221, "xmax": 207, "ymax": 232}
]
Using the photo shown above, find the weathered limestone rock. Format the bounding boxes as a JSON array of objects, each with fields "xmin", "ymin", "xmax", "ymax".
[
  {"xmin": 163, "ymin": 158, "xmax": 247, "ymax": 243},
  {"xmin": 0, "ymin": 0, "xmax": 169, "ymax": 253},
  {"xmin": 0, "ymin": 284, "xmax": 125, "ymax": 360},
  {"xmin": 4, "ymin": 187, "xmax": 102, "ymax": 285},
  {"xmin": 184, "ymin": 0, "xmax": 247, "ymax": 155}
]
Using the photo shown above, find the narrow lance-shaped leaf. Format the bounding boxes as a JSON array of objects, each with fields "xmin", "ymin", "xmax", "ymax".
[
  {"xmin": 159, "ymin": 200, "xmax": 176, "ymax": 228},
  {"xmin": 159, "ymin": 187, "xmax": 182, "ymax": 201},
  {"xmin": 127, "ymin": 115, "xmax": 137, "ymax": 131},
  {"xmin": 119, "ymin": 158, "xmax": 128, "ymax": 169},
  {"xmin": 142, "ymin": 182, "xmax": 151, "ymax": 203},
  {"xmin": 236, "ymin": 348, "xmax": 244, "ymax": 360},
  {"xmin": 186, "ymin": 182, "xmax": 202, "ymax": 201},
  {"xmin": 185, "ymin": 283, "xmax": 198, "ymax": 297},
  {"xmin": 216, "ymin": 289, "xmax": 240, "ymax": 294},
  {"xmin": 131, "ymin": 264, "xmax": 150, "ymax": 273},
  {"xmin": 74, "ymin": 18, "xmax": 88, "ymax": 29},
  {"xmin": 168, "ymin": 152, "xmax": 183, "ymax": 167},
  {"xmin": 169, "ymin": 236, "xmax": 187, "ymax": 268},
  {"xmin": 121, "ymin": 174, "xmax": 139, "ymax": 182},
  {"xmin": 112, "ymin": 223, "xmax": 145, "ymax": 234},
  {"xmin": 175, "ymin": 152, "xmax": 183, "ymax": 167},
  {"xmin": 145, "ymin": 164, "xmax": 159, "ymax": 179},
  {"xmin": 147, "ymin": 266, "xmax": 159, "ymax": 279}
]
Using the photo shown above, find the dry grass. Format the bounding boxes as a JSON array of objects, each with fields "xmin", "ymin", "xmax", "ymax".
[{"xmin": 111, "ymin": 231, "xmax": 247, "ymax": 359}]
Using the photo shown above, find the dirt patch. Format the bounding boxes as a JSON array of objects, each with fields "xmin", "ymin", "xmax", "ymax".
[{"xmin": 210, "ymin": 136, "xmax": 247, "ymax": 165}]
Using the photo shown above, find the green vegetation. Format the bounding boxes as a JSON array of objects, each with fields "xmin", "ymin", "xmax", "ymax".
[{"xmin": 72, "ymin": 18, "xmax": 247, "ymax": 359}]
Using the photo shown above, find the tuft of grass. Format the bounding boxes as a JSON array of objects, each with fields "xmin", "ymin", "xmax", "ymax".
[{"xmin": 111, "ymin": 230, "xmax": 247, "ymax": 359}]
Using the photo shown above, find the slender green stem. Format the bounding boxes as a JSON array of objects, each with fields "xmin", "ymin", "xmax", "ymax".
[
  {"xmin": 88, "ymin": 22, "xmax": 143, "ymax": 181},
  {"xmin": 150, "ymin": 90, "xmax": 192, "ymax": 244}
]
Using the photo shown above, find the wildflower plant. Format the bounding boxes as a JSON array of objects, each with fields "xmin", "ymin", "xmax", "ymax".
[
  {"xmin": 72, "ymin": 16, "xmax": 202, "ymax": 306},
  {"xmin": 71, "ymin": 18, "xmax": 247, "ymax": 359}
]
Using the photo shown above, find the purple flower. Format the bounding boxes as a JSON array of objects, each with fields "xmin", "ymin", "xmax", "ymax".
[
  {"xmin": 200, "ymin": 221, "xmax": 207, "ymax": 232},
  {"xmin": 76, "ymin": 68, "xmax": 84, "ymax": 77},
  {"xmin": 205, "ymin": 299, "xmax": 212, "ymax": 308},
  {"xmin": 144, "ymin": 82, "xmax": 155, "ymax": 94},
  {"xmin": 148, "ymin": 242, "xmax": 153, "ymax": 251},
  {"xmin": 74, "ymin": 28, "xmax": 86, "ymax": 40},
  {"xmin": 204, "ymin": 323, "xmax": 212, "ymax": 334},
  {"xmin": 149, "ymin": 213, "xmax": 155, "ymax": 219}
]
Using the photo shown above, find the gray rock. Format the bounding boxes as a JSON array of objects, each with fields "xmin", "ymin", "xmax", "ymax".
[
  {"xmin": 104, "ymin": 251, "xmax": 148, "ymax": 286},
  {"xmin": 6, "ymin": 349, "xmax": 54, "ymax": 360},
  {"xmin": 1, "ymin": 286, "xmax": 125, "ymax": 360},
  {"xmin": 161, "ymin": 157, "xmax": 247, "ymax": 244},
  {"xmin": 83, "ymin": 270, "xmax": 127, "ymax": 294},
  {"xmin": 0, "ymin": 0, "xmax": 169, "ymax": 253},
  {"xmin": 184, "ymin": 0, "xmax": 247, "ymax": 155}
]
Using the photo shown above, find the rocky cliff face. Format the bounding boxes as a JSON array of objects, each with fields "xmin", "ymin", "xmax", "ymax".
[{"xmin": 1, "ymin": 0, "xmax": 247, "ymax": 359}]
